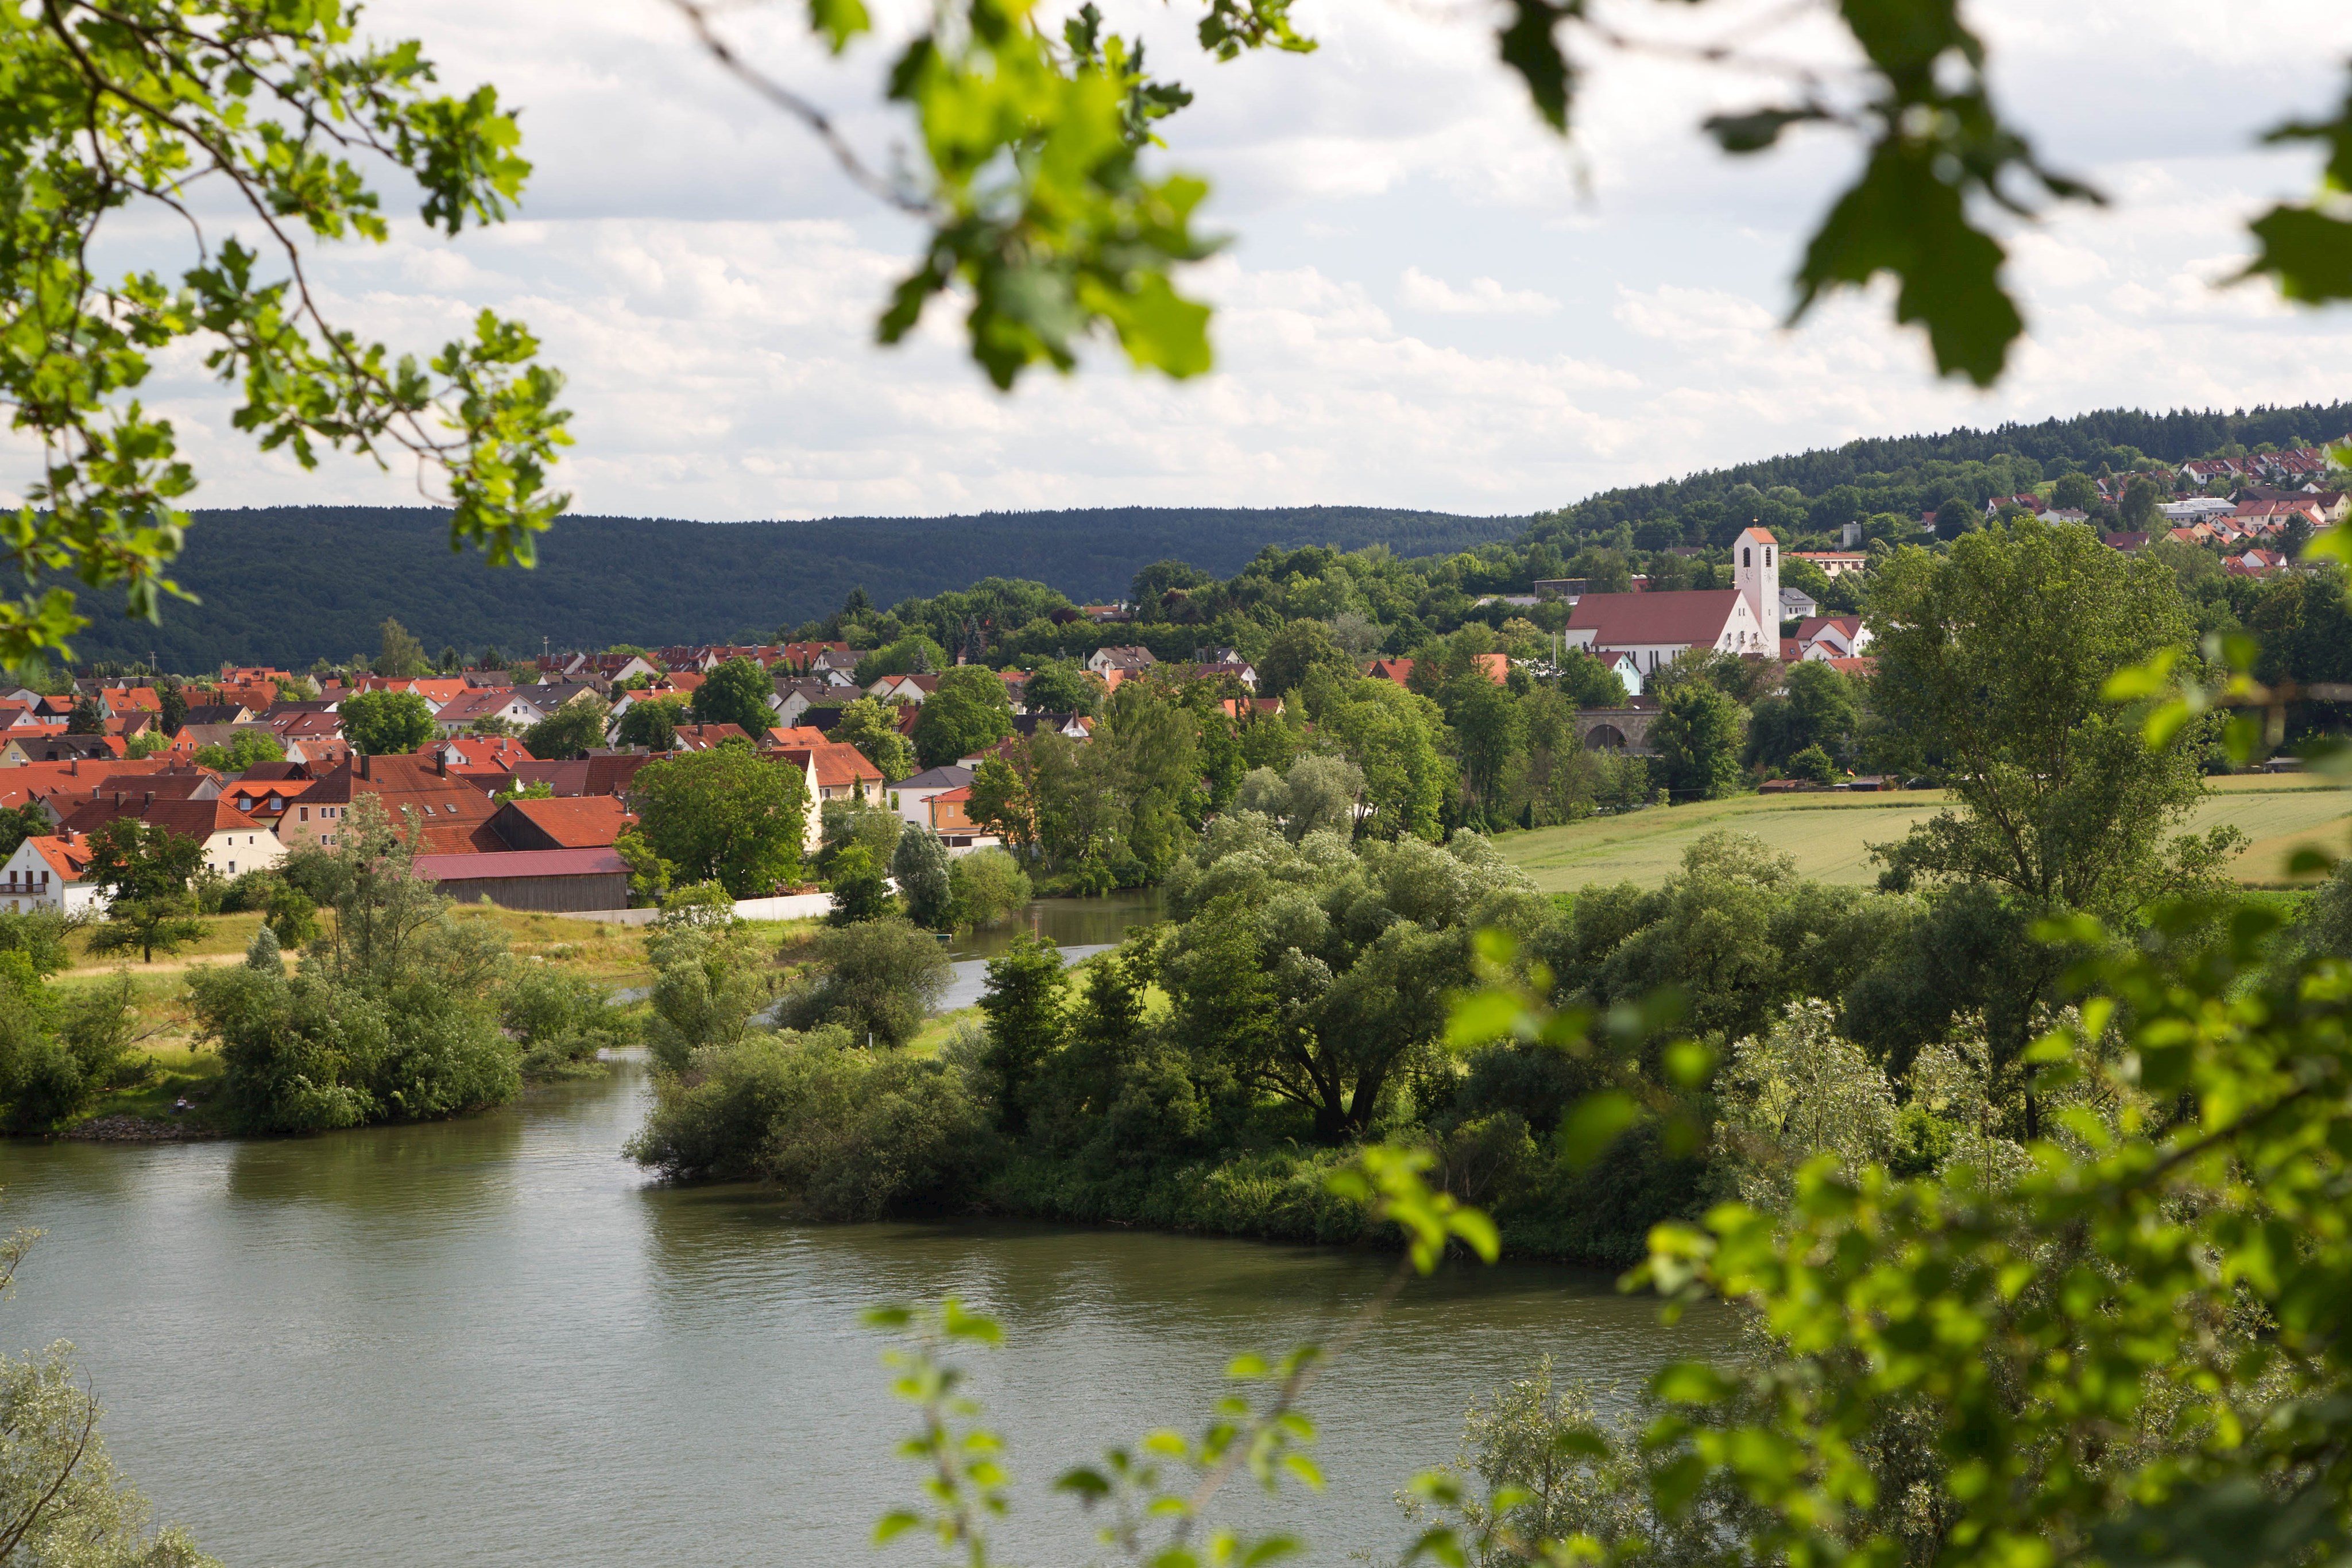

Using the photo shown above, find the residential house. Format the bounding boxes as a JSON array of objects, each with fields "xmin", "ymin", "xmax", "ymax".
[
  {"xmin": 278, "ymin": 753, "xmax": 506, "ymax": 853},
  {"xmin": 2160, "ymin": 497, "xmax": 2236, "ymax": 525},
  {"xmin": 2103, "ymin": 532, "xmax": 2153, "ymax": 553},
  {"xmin": 1793, "ymin": 616, "xmax": 1873, "ymax": 658},
  {"xmin": 772, "ymin": 677, "xmax": 844, "ymax": 726},
  {"xmin": 890, "ymin": 765, "xmax": 973, "ymax": 828},
  {"xmin": 2, "ymin": 734, "xmax": 125, "ymax": 766},
  {"xmin": 56, "ymin": 795, "xmax": 284, "ymax": 878},
  {"xmin": 924, "ymin": 787, "xmax": 1001, "ymax": 849},
  {"xmin": 667, "ymin": 723, "xmax": 755, "ymax": 752},
  {"xmin": 1085, "ymin": 646, "xmax": 1158, "ymax": 677},
  {"xmin": 1012, "ymin": 713, "xmax": 1093, "ymax": 741},
  {"xmin": 1587, "ymin": 649, "xmax": 1646, "ymax": 698},
  {"xmin": 225, "ymin": 777, "xmax": 314, "ymax": 833},
  {"xmin": 0, "ymin": 833, "xmax": 103, "ymax": 915},
  {"xmin": 1778, "ymin": 586, "xmax": 1820, "ymax": 621},
  {"xmin": 178, "ymin": 703, "xmax": 254, "ymax": 730},
  {"xmin": 1192, "ymin": 660, "xmax": 1259, "ymax": 690},
  {"xmin": 2225, "ymin": 548, "xmax": 2293, "ymax": 578},
  {"xmin": 167, "ymin": 722, "xmax": 283, "ymax": 761},
  {"xmin": 773, "ymin": 741, "xmax": 888, "ymax": 850},
  {"xmin": 866, "ymin": 673, "xmax": 940, "ymax": 705},
  {"xmin": 560, "ymin": 652, "xmax": 661, "ymax": 685},
  {"xmin": 507, "ymin": 682, "xmax": 606, "ymax": 715},
  {"xmin": 506, "ymin": 753, "xmax": 657, "ymax": 800},
  {"xmin": 1365, "ymin": 657, "xmax": 1415, "ymax": 686},
  {"xmin": 431, "ymin": 687, "xmax": 550, "ymax": 735}
]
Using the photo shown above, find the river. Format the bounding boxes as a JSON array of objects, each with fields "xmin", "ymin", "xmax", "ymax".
[{"xmin": 2, "ymin": 1050, "xmax": 1732, "ymax": 1568}]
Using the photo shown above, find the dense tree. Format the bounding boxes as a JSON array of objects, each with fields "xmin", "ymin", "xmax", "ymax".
[
  {"xmin": 1556, "ymin": 645, "xmax": 1631, "ymax": 709},
  {"xmin": 1869, "ymin": 521, "xmax": 2222, "ymax": 917},
  {"xmin": 629, "ymin": 744, "xmax": 808, "ymax": 897},
  {"xmin": 977, "ymin": 935, "xmax": 1069, "ymax": 1135},
  {"xmin": 1650, "ymin": 683, "xmax": 1747, "ymax": 800},
  {"xmin": 1745, "ymin": 661, "xmax": 1862, "ymax": 775},
  {"xmin": 83, "ymin": 820, "xmax": 206, "ymax": 961},
  {"xmin": 157, "ymin": 680, "xmax": 188, "ymax": 734},
  {"xmin": 0, "ymin": 803, "xmax": 54, "ymax": 861},
  {"xmin": 65, "ymin": 695, "xmax": 103, "ymax": 734},
  {"xmin": 522, "ymin": 696, "xmax": 612, "ymax": 760},
  {"xmin": 1258, "ymin": 618, "xmax": 1359, "ymax": 699},
  {"xmin": 615, "ymin": 695, "xmax": 687, "ymax": 752},
  {"xmin": 1020, "ymin": 659, "xmax": 1100, "ymax": 717},
  {"xmin": 779, "ymin": 918, "xmax": 951, "ymax": 1048},
  {"xmin": 2051, "ymin": 473, "xmax": 2098, "ymax": 512},
  {"xmin": 892, "ymin": 826, "xmax": 955, "ymax": 930},
  {"xmin": 1317, "ymin": 680, "xmax": 1448, "ymax": 842},
  {"xmin": 339, "ymin": 689, "xmax": 436, "ymax": 756},
  {"xmin": 912, "ymin": 666, "xmax": 1016, "ymax": 768},
  {"xmin": 949, "ymin": 847, "xmax": 1032, "ymax": 927},
  {"xmin": 1933, "ymin": 497, "xmax": 1976, "ymax": 539},
  {"xmin": 193, "ymin": 729, "xmax": 286, "ymax": 772},
  {"xmin": 826, "ymin": 843, "xmax": 896, "ymax": 926},
  {"xmin": 2121, "ymin": 474, "xmax": 2163, "ymax": 528},
  {"xmin": 374, "ymin": 618, "xmax": 429, "ymax": 679},
  {"xmin": 691, "ymin": 656, "xmax": 775, "ymax": 735},
  {"xmin": 833, "ymin": 696, "xmax": 917, "ymax": 779}
]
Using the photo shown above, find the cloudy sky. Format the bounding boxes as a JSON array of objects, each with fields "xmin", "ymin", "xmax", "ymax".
[{"xmin": 51, "ymin": 0, "xmax": 2352, "ymax": 521}]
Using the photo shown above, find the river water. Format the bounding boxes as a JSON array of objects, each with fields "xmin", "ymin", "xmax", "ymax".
[{"xmin": 2, "ymin": 1047, "xmax": 1731, "ymax": 1568}]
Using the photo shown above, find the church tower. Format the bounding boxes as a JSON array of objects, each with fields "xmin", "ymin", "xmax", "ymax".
[{"xmin": 1735, "ymin": 527, "xmax": 1780, "ymax": 638}]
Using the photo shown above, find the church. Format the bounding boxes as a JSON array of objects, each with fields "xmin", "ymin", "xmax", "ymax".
[{"xmin": 1562, "ymin": 527, "xmax": 1782, "ymax": 675}]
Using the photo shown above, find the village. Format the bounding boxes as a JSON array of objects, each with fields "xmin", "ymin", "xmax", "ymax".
[{"xmin": 0, "ymin": 433, "xmax": 2338, "ymax": 926}]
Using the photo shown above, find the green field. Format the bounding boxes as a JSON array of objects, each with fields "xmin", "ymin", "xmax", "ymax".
[{"xmin": 1496, "ymin": 775, "xmax": 2352, "ymax": 894}]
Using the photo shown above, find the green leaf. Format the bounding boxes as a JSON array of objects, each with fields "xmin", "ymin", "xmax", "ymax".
[
  {"xmin": 1557, "ymin": 1091, "xmax": 1639, "ymax": 1170},
  {"xmin": 1445, "ymin": 989, "xmax": 1523, "ymax": 1050},
  {"xmin": 807, "ymin": 0, "xmax": 871, "ymax": 52},
  {"xmin": 1705, "ymin": 106, "xmax": 1830, "ymax": 154},
  {"xmin": 1661, "ymin": 1038, "xmax": 1716, "ymax": 1090},
  {"xmin": 873, "ymin": 1509, "xmax": 921, "ymax": 1543},
  {"xmin": 1793, "ymin": 134, "xmax": 2022, "ymax": 385},
  {"xmin": 2242, "ymin": 205, "xmax": 2352, "ymax": 303},
  {"xmin": 1496, "ymin": 1, "xmax": 1576, "ymax": 133},
  {"xmin": 1651, "ymin": 1361, "xmax": 1736, "ymax": 1405}
]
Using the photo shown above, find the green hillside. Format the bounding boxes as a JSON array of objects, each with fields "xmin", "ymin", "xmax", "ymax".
[
  {"xmin": 54, "ymin": 400, "xmax": 2352, "ymax": 669},
  {"xmin": 64, "ymin": 504, "xmax": 1526, "ymax": 670}
]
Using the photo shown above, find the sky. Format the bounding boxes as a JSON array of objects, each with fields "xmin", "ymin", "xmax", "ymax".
[{"xmin": 33, "ymin": 0, "xmax": 2352, "ymax": 522}]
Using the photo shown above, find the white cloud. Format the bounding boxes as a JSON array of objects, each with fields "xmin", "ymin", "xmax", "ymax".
[
  {"xmin": 1397, "ymin": 268, "xmax": 1561, "ymax": 316},
  {"xmin": 5, "ymin": 0, "xmax": 2349, "ymax": 528}
]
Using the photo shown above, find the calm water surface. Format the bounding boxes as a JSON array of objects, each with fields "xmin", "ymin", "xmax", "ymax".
[{"xmin": 2, "ymin": 1059, "xmax": 1730, "ymax": 1568}]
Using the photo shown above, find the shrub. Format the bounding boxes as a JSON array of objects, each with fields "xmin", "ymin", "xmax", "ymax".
[
  {"xmin": 625, "ymin": 1029, "xmax": 994, "ymax": 1218},
  {"xmin": 501, "ymin": 966, "xmax": 632, "ymax": 1076},
  {"xmin": 776, "ymin": 916, "xmax": 950, "ymax": 1047},
  {"xmin": 0, "ymin": 963, "xmax": 141, "ymax": 1133},
  {"xmin": 949, "ymin": 846, "xmax": 1031, "ymax": 927}
]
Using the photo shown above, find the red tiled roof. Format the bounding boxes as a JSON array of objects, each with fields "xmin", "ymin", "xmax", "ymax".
[
  {"xmin": 301, "ymin": 754, "xmax": 505, "ymax": 853},
  {"xmin": 1566, "ymin": 589, "xmax": 1745, "ymax": 645},
  {"xmin": 59, "ymin": 795, "xmax": 265, "ymax": 840},
  {"xmin": 24, "ymin": 834, "xmax": 95, "ymax": 883},
  {"xmin": 775, "ymin": 741, "xmax": 885, "ymax": 790},
  {"xmin": 494, "ymin": 795, "xmax": 630, "ymax": 849}
]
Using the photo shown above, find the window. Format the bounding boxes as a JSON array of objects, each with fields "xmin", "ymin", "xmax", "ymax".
[
  {"xmin": 227, "ymin": 861, "xmax": 235, "ymax": 874},
  {"xmin": 1765, "ymin": 547, "xmax": 1774, "ymax": 566},
  {"xmin": 299, "ymin": 806, "xmax": 308, "ymax": 821},
  {"xmin": 1742, "ymin": 547, "xmax": 1752, "ymax": 568}
]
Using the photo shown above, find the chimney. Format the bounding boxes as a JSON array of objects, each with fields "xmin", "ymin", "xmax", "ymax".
[
  {"xmin": 360, "ymin": 753, "xmax": 371, "ymax": 780},
  {"xmin": 435, "ymin": 749, "xmax": 446, "ymax": 776},
  {"xmin": 143, "ymin": 791, "xmax": 153, "ymax": 807}
]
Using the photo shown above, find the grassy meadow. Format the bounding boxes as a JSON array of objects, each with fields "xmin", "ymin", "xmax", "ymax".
[{"xmin": 1496, "ymin": 773, "xmax": 2352, "ymax": 895}]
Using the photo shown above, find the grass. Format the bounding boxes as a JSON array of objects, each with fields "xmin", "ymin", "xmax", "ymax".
[
  {"xmin": 79, "ymin": 1043, "xmax": 226, "ymax": 1126},
  {"xmin": 1497, "ymin": 774, "xmax": 2352, "ymax": 895}
]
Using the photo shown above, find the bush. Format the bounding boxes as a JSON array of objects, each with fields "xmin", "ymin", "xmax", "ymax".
[
  {"xmin": 1787, "ymin": 743, "xmax": 1840, "ymax": 785},
  {"xmin": 641, "ymin": 920, "xmax": 768, "ymax": 1074},
  {"xmin": 0, "ymin": 908, "xmax": 76, "ymax": 977},
  {"xmin": 625, "ymin": 1029, "xmax": 994, "ymax": 1218},
  {"xmin": 0, "ymin": 963, "xmax": 141, "ymax": 1133},
  {"xmin": 949, "ymin": 846, "xmax": 1031, "ymax": 927},
  {"xmin": 501, "ymin": 966, "xmax": 632, "ymax": 1076},
  {"xmin": 189, "ymin": 966, "xmax": 520, "ymax": 1133},
  {"xmin": 776, "ymin": 916, "xmax": 950, "ymax": 1047},
  {"xmin": 826, "ymin": 842, "xmax": 896, "ymax": 926}
]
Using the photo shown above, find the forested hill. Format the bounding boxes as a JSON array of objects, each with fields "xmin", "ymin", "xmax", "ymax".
[{"xmin": 67, "ymin": 504, "xmax": 1526, "ymax": 670}]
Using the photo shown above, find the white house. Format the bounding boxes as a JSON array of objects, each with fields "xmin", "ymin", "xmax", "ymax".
[
  {"xmin": 0, "ymin": 833, "xmax": 105, "ymax": 915},
  {"xmin": 890, "ymin": 764, "xmax": 974, "ymax": 828},
  {"xmin": 1793, "ymin": 615, "xmax": 1872, "ymax": 659},
  {"xmin": 1778, "ymin": 586, "xmax": 1820, "ymax": 621},
  {"xmin": 1562, "ymin": 527, "xmax": 1780, "ymax": 674},
  {"xmin": 1085, "ymin": 646, "xmax": 1157, "ymax": 676}
]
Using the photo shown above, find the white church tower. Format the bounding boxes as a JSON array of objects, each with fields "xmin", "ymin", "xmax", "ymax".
[{"xmin": 1735, "ymin": 527, "xmax": 1781, "ymax": 636}]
